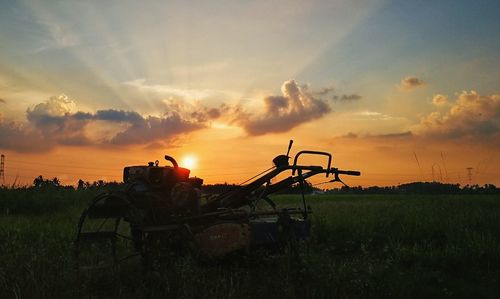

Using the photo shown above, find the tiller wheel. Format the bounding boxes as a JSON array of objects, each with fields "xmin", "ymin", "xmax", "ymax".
[{"xmin": 75, "ymin": 192, "xmax": 140, "ymax": 270}]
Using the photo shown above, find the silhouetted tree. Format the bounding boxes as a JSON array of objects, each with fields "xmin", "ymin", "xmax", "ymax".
[
  {"xmin": 32, "ymin": 175, "xmax": 61, "ymax": 189},
  {"xmin": 77, "ymin": 179, "xmax": 86, "ymax": 190}
]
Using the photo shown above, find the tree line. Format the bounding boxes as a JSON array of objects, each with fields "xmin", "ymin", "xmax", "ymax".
[{"xmin": 7, "ymin": 175, "xmax": 499, "ymax": 195}]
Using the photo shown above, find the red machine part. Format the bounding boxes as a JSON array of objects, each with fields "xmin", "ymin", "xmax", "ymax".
[{"xmin": 194, "ymin": 223, "xmax": 251, "ymax": 257}]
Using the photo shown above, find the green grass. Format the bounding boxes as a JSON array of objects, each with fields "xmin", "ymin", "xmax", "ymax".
[{"xmin": 1, "ymin": 190, "xmax": 499, "ymax": 298}]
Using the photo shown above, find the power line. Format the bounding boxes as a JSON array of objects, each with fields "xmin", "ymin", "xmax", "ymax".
[
  {"xmin": 6, "ymin": 158, "xmax": 271, "ymax": 172},
  {"xmin": 7, "ymin": 162, "xmax": 498, "ymax": 179},
  {"xmin": 3, "ymin": 155, "xmax": 498, "ymax": 186},
  {"xmin": 7, "ymin": 159, "xmax": 123, "ymax": 171},
  {"xmin": 7, "ymin": 157, "xmax": 496, "ymax": 177},
  {"xmin": 8, "ymin": 164, "xmax": 270, "ymax": 178},
  {"xmin": 7, "ymin": 165, "xmax": 121, "ymax": 177}
]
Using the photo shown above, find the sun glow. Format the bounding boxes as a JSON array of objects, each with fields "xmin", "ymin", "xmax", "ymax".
[{"xmin": 180, "ymin": 155, "xmax": 198, "ymax": 170}]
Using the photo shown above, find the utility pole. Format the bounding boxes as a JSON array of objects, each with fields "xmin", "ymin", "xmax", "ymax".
[
  {"xmin": 0, "ymin": 154, "xmax": 4, "ymax": 185},
  {"xmin": 466, "ymin": 167, "xmax": 473, "ymax": 185}
]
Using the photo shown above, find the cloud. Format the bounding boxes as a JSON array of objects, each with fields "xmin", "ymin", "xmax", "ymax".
[
  {"xmin": 432, "ymin": 94, "xmax": 448, "ymax": 106},
  {"xmin": 107, "ymin": 112, "xmax": 203, "ymax": 145},
  {"xmin": 338, "ymin": 131, "xmax": 413, "ymax": 139},
  {"xmin": 236, "ymin": 80, "xmax": 331, "ymax": 135},
  {"xmin": 0, "ymin": 120, "xmax": 52, "ymax": 152},
  {"xmin": 25, "ymin": 95, "xmax": 91, "ymax": 147},
  {"xmin": 417, "ymin": 91, "xmax": 500, "ymax": 141},
  {"xmin": 0, "ymin": 98, "xmax": 5, "ymax": 104},
  {"xmin": 149, "ymin": 81, "xmax": 359, "ymax": 137},
  {"xmin": 0, "ymin": 95, "xmax": 220, "ymax": 152},
  {"xmin": 333, "ymin": 94, "xmax": 363, "ymax": 101},
  {"xmin": 372, "ymin": 131, "xmax": 413, "ymax": 139},
  {"xmin": 347, "ymin": 111, "xmax": 398, "ymax": 121},
  {"xmin": 94, "ymin": 110, "xmax": 144, "ymax": 124},
  {"xmin": 401, "ymin": 76, "xmax": 424, "ymax": 89},
  {"xmin": 162, "ymin": 99, "xmax": 222, "ymax": 123},
  {"xmin": 333, "ymin": 91, "xmax": 499, "ymax": 147},
  {"xmin": 27, "ymin": 94, "xmax": 75, "ymax": 117},
  {"xmin": 307, "ymin": 85, "xmax": 362, "ymax": 102},
  {"xmin": 313, "ymin": 87, "xmax": 336, "ymax": 96}
]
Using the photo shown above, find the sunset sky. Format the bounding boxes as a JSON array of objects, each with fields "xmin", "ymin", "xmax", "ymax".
[{"xmin": 0, "ymin": 0, "xmax": 499, "ymax": 187}]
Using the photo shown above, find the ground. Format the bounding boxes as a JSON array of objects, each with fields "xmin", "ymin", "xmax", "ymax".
[{"xmin": 0, "ymin": 189, "xmax": 499, "ymax": 298}]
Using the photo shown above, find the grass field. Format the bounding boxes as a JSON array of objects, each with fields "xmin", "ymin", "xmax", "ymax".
[{"xmin": 1, "ymin": 189, "xmax": 499, "ymax": 298}]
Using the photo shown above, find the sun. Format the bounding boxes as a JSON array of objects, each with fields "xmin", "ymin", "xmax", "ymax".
[{"xmin": 180, "ymin": 155, "xmax": 198, "ymax": 170}]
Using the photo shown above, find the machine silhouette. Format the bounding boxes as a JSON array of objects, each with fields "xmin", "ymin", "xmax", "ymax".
[{"xmin": 75, "ymin": 140, "xmax": 360, "ymax": 269}]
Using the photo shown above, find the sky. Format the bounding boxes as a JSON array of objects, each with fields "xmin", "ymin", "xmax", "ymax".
[{"xmin": 0, "ymin": 0, "xmax": 499, "ymax": 187}]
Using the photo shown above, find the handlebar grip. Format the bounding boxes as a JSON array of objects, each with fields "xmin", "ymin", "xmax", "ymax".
[
  {"xmin": 340, "ymin": 170, "xmax": 361, "ymax": 176},
  {"xmin": 331, "ymin": 168, "xmax": 361, "ymax": 176}
]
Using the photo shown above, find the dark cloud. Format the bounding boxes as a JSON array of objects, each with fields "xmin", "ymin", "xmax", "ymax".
[
  {"xmin": 338, "ymin": 131, "xmax": 412, "ymax": 139},
  {"xmin": 109, "ymin": 113, "xmax": 203, "ymax": 145},
  {"xmin": 306, "ymin": 85, "xmax": 361, "ymax": 102},
  {"xmin": 264, "ymin": 96, "xmax": 289, "ymax": 113},
  {"xmin": 206, "ymin": 107, "xmax": 221, "ymax": 119},
  {"xmin": 0, "ymin": 98, "xmax": 5, "ymax": 104},
  {"xmin": 161, "ymin": 98, "xmax": 222, "ymax": 123},
  {"xmin": 0, "ymin": 120, "xmax": 52, "ymax": 152},
  {"xmin": 0, "ymin": 96, "xmax": 75, "ymax": 152},
  {"xmin": 401, "ymin": 76, "xmax": 424, "ymax": 89},
  {"xmin": 72, "ymin": 111, "xmax": 94, "ymax": 120},
  {"xmin": 237, "ymin": 80, "xmax": 331, "ymax": 135},
  {"xmin": 94, "ymin": 109, "xmax": 144, "ymax": 124},
  {"xmin": 376, "ymin": 131, "xmax": 413, "ymax": 138},
  {"xmin": 0, "ymin": 95, "xmax": 219, "ymax": 152},
  {"xmin": 189, "ymin": 107, "xmax": 221, "ymax": 122},
  {"xmin": 313, "ymin": 87, "xmax": 335, "ymax": 96},
  {"xmin": 333, "ymin": 94, "xmax": 363, "ymax": 101},
  {"xmin": 26, "ymin": 100, "xmax": 93, "ymax": 147},
  {"xmin": 369, "ymin": 131, "xmax": 413, "ymax": 139}
]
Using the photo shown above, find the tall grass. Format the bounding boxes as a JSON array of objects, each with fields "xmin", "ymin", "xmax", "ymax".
[{"xmin": 0, "ymin": 190, "xmax": 499, "ymax": 298}]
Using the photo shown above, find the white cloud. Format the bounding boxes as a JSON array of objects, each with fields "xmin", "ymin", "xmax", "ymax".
[
  {"xmin": 432, "ymin": 94, "xmax": 448, "ymax": 106},
  {"xmin": 417, "ymin": 91, "xmax": 500, "ymax": 141},
  {"xmin": 349, "ymin": 111, "xmax": 396, "ymax": 121},
  {"xmin": 27, "ymin": 94, "xmax": 75, "ymax": 117}
]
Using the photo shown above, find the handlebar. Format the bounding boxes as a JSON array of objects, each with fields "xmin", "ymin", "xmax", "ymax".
[
  {"xmin": 330, "ymin": 168, "xmax": 361, "ymax": 176},
  {"xmin": 292, "ymin": 150, "xmax": 332, "ymax": 177}
]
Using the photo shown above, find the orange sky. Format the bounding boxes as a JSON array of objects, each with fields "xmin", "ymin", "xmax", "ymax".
[
  {"xmin": 1, "ymin": 1, "xmax": 499, "ymax": 187},
  {"xmin": 2, "ymin": 125, "xmax": 498, "ymax": 187}
]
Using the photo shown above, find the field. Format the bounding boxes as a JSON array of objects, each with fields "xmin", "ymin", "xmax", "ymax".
[{"xmin": 1, "ymin": 189, "xmax": 499, "ymax": 298}]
